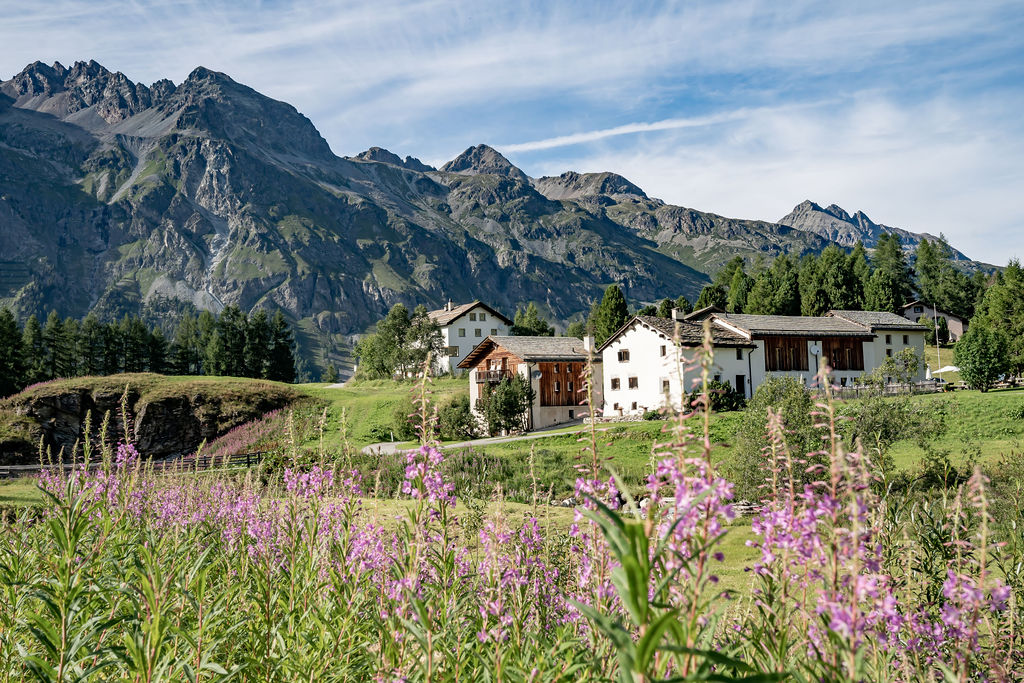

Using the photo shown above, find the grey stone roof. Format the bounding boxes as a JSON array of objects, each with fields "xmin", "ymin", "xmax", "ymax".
[
  {"xmin": 457, "ymin": 336, "xmax": 598, "ymax": 368},
  {"xmin": 827, "ymin": 310, "xmax": 929, "ymax": 331},
  {"xmin": 635, "ymin": 316, "xmax": 753, "ymax": 347},
  {"xmin": 713, "ymin": 313, "xmax": 874, "ymax": 337},
  {"xmin": 682, "ymin": 305, "xmax": 722, "ymax": 321},
  {"xmin": 427, "ymin": 300, "xmax": 512, "ymax": 326}
]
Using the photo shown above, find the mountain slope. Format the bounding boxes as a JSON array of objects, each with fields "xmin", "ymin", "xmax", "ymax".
[{"xmin": 0, "ymin": 60, "xmax": 979, "ymax": 376}]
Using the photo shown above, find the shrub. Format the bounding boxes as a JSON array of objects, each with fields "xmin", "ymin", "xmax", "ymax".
[
  {"xmin": 642, "ymin": 409, "xmax": 661, "ymax": 421},
  {"xmin": 955, "ymin": 324, "xmax": 1010, "ymax": 392},
  {"xmin": 475, "ymin": 374, "xmax": 536, "ymax": 435},
  {"xmin": 688, "ymin": 379, "xmax": 745, "ymax": 413},
  {"xmin": 437, "ymin": 394, "xmax": 477, "ymax": 441},
  {"xmin": 726, "ymin": 375, "xmax": 818, "ymax": 500}
]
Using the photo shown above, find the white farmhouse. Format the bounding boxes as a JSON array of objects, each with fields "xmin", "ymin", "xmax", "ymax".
[
  {"xmin": 601, "ymin": 309, "xmax": 930, "ymax": 416},
  {"xmin": 600, "ymin": 314, "xmax": 754, "ymax": 417},
  {"xmin": 427, "ymin": 301, "xmax": 513, "ymax": 375}
]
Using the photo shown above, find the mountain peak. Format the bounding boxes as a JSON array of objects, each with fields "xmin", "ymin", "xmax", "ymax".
[
  {"xmin": 440, "ymin": 144, "xmax": 527, "ymax": 181},
  {"xmin": 534, "ymin": 170, "xmax": 648, "ymax": 201},
  {"xmin": 351, "ymin": 146, "xmax": 435, "ymax": 171},
  {"xmin": 823, "ymin": 203, "xmax": 852, "ymax": 221}
]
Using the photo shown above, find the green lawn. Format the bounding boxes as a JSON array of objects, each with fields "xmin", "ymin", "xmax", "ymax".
[
  {"xmin": 0, "ymin": 478, "xmax": 42, "ymax": 509},
  {"xmin": 888, "ymin": 386, "xmax": 1024, "ymax": 469},
  {"xmin": 924, "ymin": 344, "xmax": 960, "ymax": 383},
  {"xmin": 294, "ymin": 377, "xmax": 468, "ymax": 450}
]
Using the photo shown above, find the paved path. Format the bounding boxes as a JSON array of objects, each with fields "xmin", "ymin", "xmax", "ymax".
[{"xmin": 360, "ymin": 421, "xmax": 614, "ymax": 455}]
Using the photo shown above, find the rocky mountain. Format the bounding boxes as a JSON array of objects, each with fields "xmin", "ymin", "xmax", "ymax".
[
  {"xmin": 779, "ymin": 200, "xmax": 969, "ymax": 259},
  {"xmin": 0, "ymin": 60, "xmax": 976, "ymax": 375}
]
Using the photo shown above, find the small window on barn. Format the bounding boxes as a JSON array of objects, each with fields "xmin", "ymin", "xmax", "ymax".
[
  {"xmin": 914, "ymin": 306, "xmax": 923, "ymax": 313},
  {"xmin": 568, "ymin": 409, "xmax": 574, "ymax": 419},
  {"xmin": 661, "ymin": 379, "xmax": 670, "ymax": 393},
  {"xmin": 475, "ymin": 329, "xmax": 482, "ymax": 337},
  {"xmin": 903, "ymin": 334, "xmax": 909, "ymax": 345},
  {"xmin": 736, "ymin": 348, "xmax": 743, "ymax": 360},
  {"xmin": 491, "ymin": 328, "xmax": 497, "ymax": 335},
  {"xmin": 611, "ymin": 378, "xmax": 620, "ymax": 390},
  {"xmin": 469, "ymin": 312, "xmax": 476, "ymax": 321},
  {"xmin": 613, "ymin": 402, "xmax": 620, "ymax": 410},
  {"xmin": 554, "ymin": 381, "xmax": 560, "ymax": 393},
  {"xmin": 885, "ymin": 334, "xmax": 892, "ymax": 344},
  {"xmin": 631, "ymin": 402, "xmax": 638, "ymax": 411},
  {"xmin": 568, "ymin": 381, "xmax": 574, "ymax": 393},
  {"xmin": 660, "ymin": 345, "xmax": 666, "ymax": 356},
  {"xmin": 886, "ymin": 348, "xmax": 893, "ymax": 357},
  {"xmin": 618, "ymin": 349, "xmax": 630, "ymax": 362},
  {"xmin": 553, "ymin": 363, "xmax": 559, "ymax": 373},
  {"xmin": 479, "ymin": 312, "xmax": 486, "ymax": 321},
  {"xmin": 458, "ymin": 328, "xmax": 466, "ymax": 338},
  {"xmin": 628, "ymin": 377, "xmax": 639, "ymax": 389}
]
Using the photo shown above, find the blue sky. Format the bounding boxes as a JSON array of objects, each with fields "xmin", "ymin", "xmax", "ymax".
[{"xmin": 2, "ymin": 0, "xmax": 1023, "ymax": 265}]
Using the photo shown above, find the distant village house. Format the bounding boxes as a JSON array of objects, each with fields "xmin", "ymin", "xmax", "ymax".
[
  {"xmin": 427, "ymin": 300, "xmax": 512, "ymax": 375},
  {"xmin": 899, "ymin": 300, "xmax": 966, "ymax": 341}
]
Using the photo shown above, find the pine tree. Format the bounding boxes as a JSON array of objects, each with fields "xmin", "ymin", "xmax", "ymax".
[
  {"xmin": 121, "ymin": 315, "xmax": 150, "ymax": 372},
  {"xmin": 148, "ymin": 329, "xmax": 169, "ymax": 373},
  {"xmin": 59, "ymin": 318, "xmax": 80, "ymax": 377},
  {"xmin": 592, "ymin": 285, "xmax": 630, "ymax": 346},
  {"xmin": 267, "ymin": 311, "xmax": 296, "ymax": 382},
  {"xmin": 22, "ymin": 314, "xmax": 46, "ymax": 384},
  {"xmin": 674, "ymin": 295, "xmax": 692, "ymax": 315},
  {"xmin": 196, "ymin": 310, "xmax": 217, "ymax": 374},
  {"xmin": 214, "ymin": 306, "xmax": 248, "ymax": 377},
  {"xmin": 102, "ymin": 322, "xmax": 123, "ymax": 374},
  {"xmin": 79, "ymin": 313, "xmax": 105, "ymax": 376},
  {"xmin": 848, "ymin": 241, "xmax": 871, "ymax": 309},
  {"xmin": 171, "ymin": 312, "xmax": 202, "ymax": 375},
  {"xmin": 973, "ymin": 259, "xmax": 1024, "ymax": 375},
  {"xmin": 41, "ymin": 311, "xmax": 65, "ymax": 379},
  {"xmin": 656, "ymin": 299, "xmax": 675, "ymax": 318},
  {"xmin": 0, "ymin": 309, "xmax": 25, "ymax": 396},
  {"xmin": 726, "ymin": 268, "xmax": 753, "ymax": 313},
  {"xmin": 565, "ymin": 321, "xmax": 587, "ymax": 338},
  {"xmin": 869, "ymin": 234, "xmax": 914, "ymax": 310},
  {"xmin": 244, "ymin": 310, "xmax": 272, "ymax": 378},
  {"xmin": 865, "ymin": 268, "xmax": 902, "ymax": 313},
  {"xmin": 819, "ymin": 245, "xmax": 858, "ymax": 311},
  {"xmin": 694, "ymin": 285, "xmax": 727, "ymax": 311},
  {"xmin": 511, "ymin": 303, "xmax": 554, "ymax": 336},
  {"xmin": 799, "ymin": 254, "xmax": 827, "ymax": 316}
]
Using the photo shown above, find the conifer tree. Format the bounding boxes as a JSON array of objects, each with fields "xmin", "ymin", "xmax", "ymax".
[
  {"xmin": 0, "ymin": 309, "xmax": 26, "ymax": 396},
  {"xmin": 41, "ymin": 311, "xmax": 65, "ymax": 379},
  {"xmin": 244, "ymin": 310, "xmax": 272, "ymax": 378},
  {"xmin": 726, "ymin": 268, "xmax": 754, "ymax": 313},
  {"xmin": 592, "ymin": 284, "xmax": 630, "ymax": 346},
  {"xmin": 674, "ymin": 295, "xmax": 692, "ymax": 315},
  {"xmin": 22, "ymin": 314, "xmax": 46, "ymax": 384},
  {"xmin": 267, "ymin": 310, "xmax": 296, "ymax": 382},
  {"xmin": 511, "ymin": 303, "xmax": 554, "ymax": 336},
  {"xmin": 694, "ymin": 285, "xmax": 727, "ymax": 311},
  {"xmin": 79, "ymin": 313, "xmax": 105, "ymax": 376}
]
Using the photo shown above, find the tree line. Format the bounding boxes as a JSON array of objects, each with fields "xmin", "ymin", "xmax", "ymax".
[{"xmin": 0, "ymin": 305, "xmax": 296, "ymax": 397}]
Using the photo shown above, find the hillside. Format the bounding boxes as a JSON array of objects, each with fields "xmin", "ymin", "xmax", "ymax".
[
  {"xmin": 0, "ymin": 373, "xmax": 302, "ymax": 462},
  {"xmin": 0, "ymin": 60, "xmax": 981, "ymax": 374}
]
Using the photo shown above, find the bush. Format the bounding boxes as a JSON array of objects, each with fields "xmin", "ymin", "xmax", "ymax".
[
  {"xmin": 688, "ymin": 379, "xmax": 746, "ymax": 413},
  {"xmin": 955, "ymin": 324, "xmax": 1010, "ymax": 392},
  {"xmin": 839, "ymin": 393, "xmax": 948, "ymax": 474},
  {"xmin": 642, "ymin": 409, "xmax": 661, "ymax": 421},
  {"xmin": 437, "ymin": 394, "xmax": 477, "ymax": 441},
  {"xmin": 726, "ymin": 376, "xmax": 819, "ymax": 500},
  {"xmin": 391, "ymin": 398, "xmax": 417, "ymax": 441}
]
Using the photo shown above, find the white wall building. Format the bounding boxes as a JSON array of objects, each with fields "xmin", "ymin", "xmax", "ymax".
[
  {"xmin": 601, "ymin": 310, "xmax": 929, "ymax": 417},
  {"xmin": 599, "ymin": 315, "xmax": 754, "ymax": 417},
  {"xmin": 427, "ymin": 301, "xmax": 512, "ymax": 375}
]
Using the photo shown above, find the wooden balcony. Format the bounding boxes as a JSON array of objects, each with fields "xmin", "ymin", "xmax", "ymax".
[{"xmin": 476, "ymin": 370, "xmax": 514, "ymax": 383}]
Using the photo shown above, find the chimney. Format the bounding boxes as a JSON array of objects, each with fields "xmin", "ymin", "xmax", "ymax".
[
  {"xmin": 583, "ymin": 335, "xmax": 595, "ymax": 352},
  {"xmin": 446, "ymin": 298, "xmax": 453, "ymax": 312},
  {"xmin": 671, "ymin": 307, "xmax": 686, "ymax": 321}
]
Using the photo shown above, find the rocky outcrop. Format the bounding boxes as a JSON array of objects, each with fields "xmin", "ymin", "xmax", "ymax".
[{"xmin": 0, "ymin": 375, "xmax": 299, "ymax": 461}]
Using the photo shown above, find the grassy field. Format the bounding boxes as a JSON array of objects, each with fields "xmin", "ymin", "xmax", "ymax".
[
  {"xmin": 924, "ymin": 343, "xmax": 959, "ymax": 383},
  {"xmin": 295, "ymin": 378, "xmax": 467, "ymax": 450}
]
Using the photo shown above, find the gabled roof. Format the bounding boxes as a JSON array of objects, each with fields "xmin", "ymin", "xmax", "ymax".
[
  {"xmin": 899, "ymin": 300, "xmax": 964, "ymax": 321},
  {"xmin": 457, "ymin": 336, "xmax": 597, "ymax": 368},
  {"xmin": 427, "ymin": 300, "xmax": 512, "ymax": 326},
  {"xmin": 827, "ymin": 310, "xmax": 928, "ymax": 332},
  {"xmin": 597, "ymin": 315, "xmax": 754, "ymax": 353},
  {"xmin": 712, "ymin": 313, "xmax": 874, "ymax": 338}
]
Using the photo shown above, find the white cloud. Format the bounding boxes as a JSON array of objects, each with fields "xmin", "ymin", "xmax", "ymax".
[{"xmin": 513, "ymin": 94, "xmax": 1023, "ymax": 265}]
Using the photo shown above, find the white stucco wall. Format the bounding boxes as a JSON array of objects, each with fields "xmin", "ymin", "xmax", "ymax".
[
  {"xmin": 601, "ymin": 325, "xmax": 751, "ymax": 417},
  {"xmin": 864, "ymin": 329, "xmax": 927, "ymax": 382},
  {"xmin": 436, "ymin": 305, "xmax": 510, "ymax": 375}
]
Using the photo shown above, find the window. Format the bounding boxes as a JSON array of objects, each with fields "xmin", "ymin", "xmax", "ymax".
[
  {"xmin": 822, "ymin": 338, "xmax": 864, "ymax": 371},
  {"xmin": 475, "ymin": 329, "xmax": 482, "ymax": 338},
  {"xmin": 885, "ymin": 334, "xmax": 892, "ymax": 344},
  {"xmin": 840, "ymin": 377, "xmax": 847, "ymax": 386},
  {"xmin": 554, "ymin": 380, "xmax": 560, "ymax": 393},
  {"xmin": 631, "ymin": 402, "xmax": 638, "ymax": 411},
  {"xmin": 613, "ymin": 402, "xmax": 620, "ymax": 411},
  {"xmin": 735, "ymin": 375, "xmax": 745, "ymax": 393},
  {"xmin": 568, "ymin": 381, "xmax": 574, "ymax": 393},
  {"xmin": 661, "ymin": 379, "xmax": 670, "ymax": 392},
  {"xmin": 458, "ymin": 328, "xmax": 466, "ymax": 338},
  {"xmin": 736, "ymin": 348, "xmax": 743, "ymax": 360},
  {"xmin": 491, "ymin": 328, "xmax": 497, "ymax": 335},
  {"xmin": 617, "ymin": 349, "xmax": 630, "ymax": 362},
  {"xmin": 903, "ymin": 334, "xmax": 909, "ymax": 345},
  {"xmin": 628, "ymin": 377, "xmax": 639, "ymax": 389},
  {"xmin": 611, "ymin": 378, "xmax": 620, "ymax": 390},
  {"xmin": 914, "ymin": 306, "xmax": 923, "ymax": 314},
  {"xmin": 660, "ymin": 345, "xmax": 666, "ymax": 356},
  {"xmin": 469, "ymin": 312, "xmax": 477, "ymax": 321},
  {"xmin": 553, "ymin": 363, "xmax": 559, "ymax": 373},
  {"xmin": 764, "ymin": 337, "xmax": 809, "ymax": 372},
  {"xmin": 479, "ymin": 312, "xmax": 486, "ymax": 321},
  {"xmin": 714, "ymin": 374, "xmax": 721, "ymax": 383},
  {"xmin": 568, "ymin": 409, "xmax": 574, "ymax": 419},
  {"xmin": 445, "ymin": 346, "xmax": 459, "ymax": 357},
  {"xmin": 886, "ymin": 348, "xmax": 893, "ymax": 357}
]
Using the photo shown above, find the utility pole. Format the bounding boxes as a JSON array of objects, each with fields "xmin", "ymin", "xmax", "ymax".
[{"xmin": 933, "ymin": 302, "xmax": 942, "ymax": 375}]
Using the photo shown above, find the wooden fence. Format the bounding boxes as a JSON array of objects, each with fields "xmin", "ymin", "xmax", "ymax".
[{"xmin": 0, "ymin": 451, "xmax": 267, "ymax": 480}]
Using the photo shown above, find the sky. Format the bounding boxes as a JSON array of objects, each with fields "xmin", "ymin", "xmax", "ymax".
[{"xmin": 2, "ymin": 0, "xmax": 1023, "ymax": 265}]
